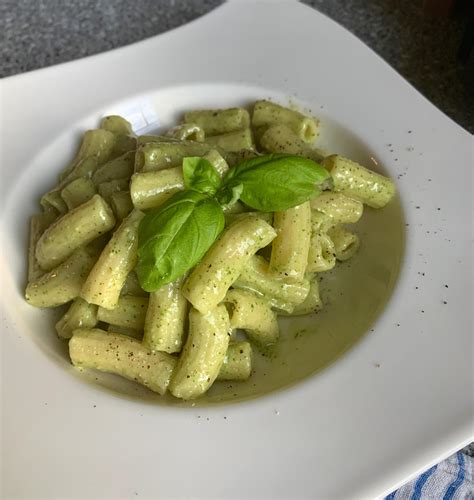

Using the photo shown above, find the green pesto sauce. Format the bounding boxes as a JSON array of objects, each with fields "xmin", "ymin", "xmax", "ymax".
[{"xmin": 75, "ymin": 194, "xmax": 404, "ymax": 407}]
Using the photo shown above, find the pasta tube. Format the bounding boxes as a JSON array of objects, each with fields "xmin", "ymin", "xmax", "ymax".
[
  {"xmin": 25, "ymin": 247, "xmax": 97, "ymax": 307},
  {"xmin": 28, "ymin": 210, "xmax": 58, "ymax": 281},
  {"xmin": 60, "ymin": 177, "xmax": 97, "ymax": 210},
  {"xmin": 233, "ymin": 255, "xmax": 310, "ymax": 312},
  {"xmin": 130, "ymin": 167, "xmax": 184, "ymax": 210},
  {"xmin": 40, "ymin": 190, "xmax": 68, "ymax": 214},
  {"xmin": 217, "ymin": 341, "xmax": 252, "ymax": 381},
  {"xmin": 97, "ymin": 178, "xmax": 129, "ymax": 202},
  {"xmin": 310, "ymin": 192, "xmax": 363, "ymax": 224},
  {"xmin": 252, "ymin": 100, "xmax": 319, "ymax": 143},
  {"xmin": 143, "ymin": 278, "xmax": 187, "ymax": 354},
  {"xmin": 109, "ymin": 191, "xmax": 134, "ymax": 222},
  {"xmin": 41, "ymin": 156, "xmax": 99, "ymax": 214},
  {"xmin": 184, "ymin": 108, "xmax": 250, "ymax": 135},
  {"xmin": 259, "ymin": 125, "xmax": 324, "ymax": 161},
  {"xmin": 322, "ymin": 155, "xmax": 396, "ymax": 208},
  {"xmin": 165, "ymin": 123, "xmax": 205, "ymax": 142},
  {"xmin": 183, "ymin": 216, "xmax": 277, "ymax": 313},
  {"xmin": 202, "ymin": 149, "xmax": 229, "ymax": 177},
  {"xmin": 136, "ymin": 141, "xmax": 213, "ymax": 172},
  {"xmin": 92, "ymin": 151, "xmax": 135, "ymax": 184},
  {"xmin": 97, "ymin": 295, "xmax": 148, "ymax": 330},
  {"xmin": 307, "ymin": 231, "xmax": 336, "ymax": 272},
  {"xmin": 269, "ymin": 201, "xmax": 311, "ymax": 281},
  {"xmin": 81, "ymin": 209, "xmax": 144, "ymax": 309},
  {"xmin": 280, "ymin": 275, "xmax": 322, "ymax": 316},
  {"xmin": 69, "ymin": 328, "xmax": 176, "ymax": 395},
  {"xmin": 100, "ymin": 115, "xmax": 135, "ymax": 136},
  {"xmin": 35, "ymin": 194, "xmax": 115, "ymax": 271},
  {"xmin": 327, "ymin": 225, "xmax": 360, "ymax": 261},
  {"xmin": 205, "ymin": 129, "xmax": 254, "ymax": 152},
  {"xmin": 58, "ymin": 129, "xmax": 116, "ymax": 181},
  {"xmin": 169, "ymin": 305, "xmax": 230, "ymax": 400},
  {"xmin": 225, "ymin": 289, "xmax": 279, "ymax": 346},
  {"xmin": 55, "ymin": 298, "xmax": 98, "ymax": 339}
]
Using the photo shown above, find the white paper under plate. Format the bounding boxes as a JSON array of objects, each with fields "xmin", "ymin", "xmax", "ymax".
[{"xmin": 1, "ymin": 1, "xmax": 472, "ymax": 498}]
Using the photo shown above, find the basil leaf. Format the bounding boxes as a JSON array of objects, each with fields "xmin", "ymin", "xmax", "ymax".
[
  {"xmin": 182, "ymin": 156, "xmax": 222, "ymax": 196},
  {"xmin": 221, "ymin": 154, "xmax": 329, "ymax": 211},
  {"xmin": 136, "ymin": 190, "xmax": 224, "ymax": 291}
]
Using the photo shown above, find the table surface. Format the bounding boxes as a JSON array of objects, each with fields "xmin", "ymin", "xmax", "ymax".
[
  {"xmin": 1, "ymin": 0, "xmax": 473, "ymax": 463},
  {"xmin": 1, "ymin": 0, "xmax": 473, "ymax": 132}
]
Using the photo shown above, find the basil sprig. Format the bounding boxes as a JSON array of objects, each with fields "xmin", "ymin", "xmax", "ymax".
[{"xmin": 137, "ymin": 154, "xmax": 329, "ymax": 291}]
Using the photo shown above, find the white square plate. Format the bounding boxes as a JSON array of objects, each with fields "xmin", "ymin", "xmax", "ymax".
[{"xmin": 1, "ymin": 1, "xmax": 472, "ymax": 498}]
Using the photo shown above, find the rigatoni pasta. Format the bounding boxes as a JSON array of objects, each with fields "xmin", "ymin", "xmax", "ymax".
[
  {"xmin": 81, "ymin": 209, "xmax": 144, "ymax": 309},
  {"xmin": 252, "ymin": 100, "xmax": 318, "ymax": 143},
  {"xmin": 28, "ymin": 210, "xmax": 58, "ymax": 281},
  {"xmin": 259, "ymin": 124, "xmax": 324, "ymax": 162},
  {"xmin": 92, "ymin": 151, "xmax": 135, "ymax": 184},
  {"xmin": 56, "ymin": 298, "xmax": 98, "ymax": 339},
  {"xmin": 168, "ymin": 305, "xmax": 230, "ymax": 400},
  {"xmin": 58, "ymin": 128, "xmax": 116, "ymax": 182},
  {"xmin": 60, "ymin": 177, "xmax": 97, "ymax": 210},
  {"xmin": 217, "ymin": 341, "xmax": 252, "ymax": 381},
  {"xmin": 69, "ymin": 328, "xmax": 176, "ymax": 395},
  {"xmin": 225, "ymin": 289, "xmax": 279, "ymax": 346},
  {"xmin": 35, "ymin": 194, "xmax": 115, "ymax": 271},
  {"xmin": 182, "ymin": 216, "xmax": 277, "ymax": 313},
  {"xmin": 323, "ymin": 154, "xmax": 395, "ymax": 208},
  {"xmin": 143, "ymin": 278, "xmax": 187, "ymax": 354},
  {"xmin": 205, "ymin": 128, "xmax": 254, "ymax": 152},
  {"xmin": 97, "ymin": 295, "xmax": 148, "ymax": 330},
  {"xmin": 25, "ymin": 101, "xmax": 396, "ymax": 402},
  {"xmin": 130, "ymin": 168, "xmax": 184, "ymax": 210},
  {"xmin": 233, "ymin": 255, "xmax": 311, "ymax": 313},
  {"xmin": 280, "ymin": 275, "xmax": 322, "ymax": 316},
  {"xmin": 165, "ymin": 123, "xmax": 205, "ymax": 142},
  {"xmin": 269, "ymin": 201, "xmax": 312, "ymax": 282},
  {"xmin": 184, "ymin": 108, "xmax": 250, "ymax": 135},
  {"xmin": 135, "ymin": 141, "xmax": 213, "ymax": 172},
  {"xmin": 25, "ymin": 247, "xmax": 97, "ymax": 307},
  {"xmin": 109, "ymin": 191, "xmax": 134, "ymax": 222},
  {"xmin": 307, "ymin": 231, "xmax": 336, "ymax": 272},
  {"xmin": 310, "ymin": 192, "xmax": 363, "ymax": 224},
  {"xmin": 327, "ymin": 225, "xmax": 360, "ymax": 261}
]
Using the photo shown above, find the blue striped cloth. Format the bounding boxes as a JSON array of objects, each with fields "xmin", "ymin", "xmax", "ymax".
[{"xmin": 386, "ymin": 452, "xmax": 473, "ymax": 499}]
